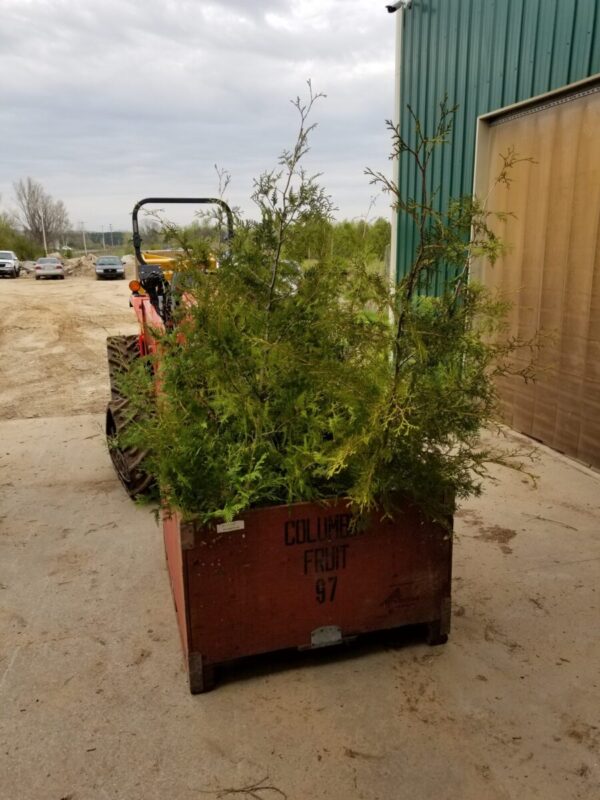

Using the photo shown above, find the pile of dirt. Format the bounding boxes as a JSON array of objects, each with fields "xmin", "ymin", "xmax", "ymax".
[{"xmin": 64, "ymin": 253, "xmax": 97, "ymax": 276}]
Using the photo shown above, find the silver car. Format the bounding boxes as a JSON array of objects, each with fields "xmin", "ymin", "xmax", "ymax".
[
  {"xmin": 34, "ymin": 256, "xmax": 65, "ymax": 280},
  {"xmin": 0, "ymin": 250, "xmax": 21, "ymax": 278},
  {"xmin": 95, "ymin": 255, "xmax": 125, "ymax": 279}
]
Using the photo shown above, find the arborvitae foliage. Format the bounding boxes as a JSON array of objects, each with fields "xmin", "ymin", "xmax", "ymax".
[{"xmin": 120, "ymin": 92, "xmax": 535, "ymax": 526}]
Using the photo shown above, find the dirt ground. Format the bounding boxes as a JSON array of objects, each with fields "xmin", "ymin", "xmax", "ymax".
[
  {"xmin": 0, "ymin": 275, "xmax": 599, "ymax": 800},
  {"xmin": 0, "ymin": 266, "xmax": 138, "ymax": 420}
]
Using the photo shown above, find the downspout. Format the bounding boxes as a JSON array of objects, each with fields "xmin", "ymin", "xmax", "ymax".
[{"xmin": 388, "ymin": 3, "xmax": 409, "ymax": 285}]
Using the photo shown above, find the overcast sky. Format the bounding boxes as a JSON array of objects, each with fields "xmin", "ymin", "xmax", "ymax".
[{"xmin": 1, "ymin": 1, "xmax": 397, "ymax": 232}]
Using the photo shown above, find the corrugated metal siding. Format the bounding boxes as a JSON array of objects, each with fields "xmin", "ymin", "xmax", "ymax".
[{"xmin": 395, "ymin": 0, "xmax": 600, "ymax": 285}]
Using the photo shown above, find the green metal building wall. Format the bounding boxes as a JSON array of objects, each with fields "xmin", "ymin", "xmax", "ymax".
[{"xmin": 396, "ymin": 0, "xmax": 600, "ymax": 288}]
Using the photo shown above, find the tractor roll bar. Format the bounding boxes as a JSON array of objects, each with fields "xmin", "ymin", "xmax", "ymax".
[{"xmin": 131, "ymin": 197, "xmax": 235, "ymax": 268}]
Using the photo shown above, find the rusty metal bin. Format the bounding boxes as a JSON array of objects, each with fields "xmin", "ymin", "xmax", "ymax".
[{"xmin": 163, "ymin": 499, "xmax": 452, "ymax": 692}]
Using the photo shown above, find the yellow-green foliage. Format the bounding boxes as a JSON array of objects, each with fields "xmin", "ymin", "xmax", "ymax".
[{"xmin": 120, "ymin": 94, "xmax": 535, "ymax": 524}]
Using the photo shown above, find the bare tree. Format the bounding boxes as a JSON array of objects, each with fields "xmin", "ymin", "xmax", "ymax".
[{"xmin": 13, "ymin": 177, "xmax": 70, "ymax": 249}]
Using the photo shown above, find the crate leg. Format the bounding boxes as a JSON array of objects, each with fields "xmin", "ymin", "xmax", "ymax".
[
  {"xmin": 188, "ymin": 653, "xmax": 216, "ymax": 694},
  {"xmin": 426, "ymin": 619, "xmax": 448, "ymax": 646}
]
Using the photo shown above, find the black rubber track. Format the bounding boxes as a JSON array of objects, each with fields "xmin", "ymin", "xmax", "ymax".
[{"xmin": 105, "ymin": 334, "xmax": 154, "ymax": 498}]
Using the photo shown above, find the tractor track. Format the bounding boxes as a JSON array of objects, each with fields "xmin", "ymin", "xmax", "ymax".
[{"xmin": 105, "ymin": 334, "xmax": 153, "ymax": 497}]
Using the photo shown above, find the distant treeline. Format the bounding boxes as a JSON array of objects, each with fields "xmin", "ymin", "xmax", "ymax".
[
  {"xmin": 137, "ymin": 216, "xmax": 391, "ymax": 265},
  {"xmin": 2, "ymin": 210, "xmax": 390, "ymax": 265},
  {"xmin": 0, "ymin": 215, "xmax": 39, "ymax": 259},
  {"xmin": 0, "ymin": 215, "xmax": 127, "ymax": 258},
  {"xmin": 85, "ymin": 230, "xmax": 126, "ymax": 247}
]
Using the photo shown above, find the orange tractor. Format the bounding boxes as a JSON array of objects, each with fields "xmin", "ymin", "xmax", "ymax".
[{"xmin": 105, "ymin": 197, "xmax": 234, "ymax": 496}]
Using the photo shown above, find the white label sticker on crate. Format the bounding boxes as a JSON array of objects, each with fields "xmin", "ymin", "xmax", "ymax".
[{"xmin": 216, "ymin": 520, "xmax": 246, "ymax": 534}]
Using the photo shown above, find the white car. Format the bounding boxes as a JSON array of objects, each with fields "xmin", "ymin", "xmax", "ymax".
[
  {"xmin": 34, "ymin": 256, "xmax": 65, "ymax": 279},
  {"xmin": 0, "ymin": 250, "xmax": 21, "ymax": 278},
  {"xmin": 95, "ymin": 255, "xmax": 125, "ymax": 279}
]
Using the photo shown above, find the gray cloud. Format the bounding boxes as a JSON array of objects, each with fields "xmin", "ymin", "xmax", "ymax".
[{"xmin": 0, "ymin": 0, "xmax": 396, "ymax": 230}]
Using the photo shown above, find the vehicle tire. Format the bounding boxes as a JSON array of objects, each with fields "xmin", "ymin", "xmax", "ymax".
[
  {"xmin": 105, "ymin": 334, "xmax": 153, "ymax": 498},
  {"xmin": 35, "ymin": 276, "xmax": 40, "ymax": 280}
]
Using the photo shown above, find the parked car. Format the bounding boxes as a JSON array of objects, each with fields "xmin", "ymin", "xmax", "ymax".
[
  {"xmin": 0, "ymin": 250, "xmax": 21, "ymax": 278},
  {"xmin": 95, "ymin": 255, "xmax": 125, "ymax": 279},
  {"xmin": 34, "ymin": 256, "xmax": 65, "ymax": 280}
]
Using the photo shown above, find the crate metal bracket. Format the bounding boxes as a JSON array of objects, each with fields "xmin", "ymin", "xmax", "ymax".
[{"xmin": 310, "ymin": 625, "xmax": 343, "ymax": 648}]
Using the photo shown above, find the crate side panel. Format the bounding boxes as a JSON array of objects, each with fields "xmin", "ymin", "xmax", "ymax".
[
  {"xmin": 162, "ymin": 510, "xmax": 189, "ymax": 657},
  {"xmin": 184, "ymin": 500, "xmax": 451, "ymax": 666}
]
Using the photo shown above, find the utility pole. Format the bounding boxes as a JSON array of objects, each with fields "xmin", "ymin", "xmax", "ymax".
[
  {"xmin": 40, "ymin": 210, "xmax": 48, "ymax": 256},
  {"xmin": 109, "ymin": 224, "xmax": 114, "ymax": 247},
  {"xmin": 80, "ymin": 221, "xmax": 88, "ymax": 256},
  {"xmin": 101, "ymin": 225, "xmax": 106, "ymax": 250}
]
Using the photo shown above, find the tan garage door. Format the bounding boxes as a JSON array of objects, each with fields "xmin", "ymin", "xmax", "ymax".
[{"xmin": 474, "ymin": 82, "xmax": 600, "ymax": 467}]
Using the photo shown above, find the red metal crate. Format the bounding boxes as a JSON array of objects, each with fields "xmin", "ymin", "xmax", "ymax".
[{"xmin": 163, "ymin": 499, "xmax": 452, "ymax": 692}]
